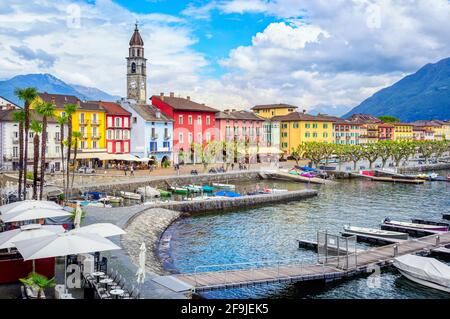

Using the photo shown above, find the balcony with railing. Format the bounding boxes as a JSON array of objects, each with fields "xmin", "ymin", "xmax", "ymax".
[
  {"xmin": 91, "ymin": 120, "xmax": 101, "ymax": 126},
  {"xmin": 151, "ymin": 133, "xmax": 159, "ymax": 140}
]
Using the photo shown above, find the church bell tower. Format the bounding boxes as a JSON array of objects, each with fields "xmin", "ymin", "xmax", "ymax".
[{"xmin": 127, "ymin": 23, "xmax": 147, "ymax": 103}]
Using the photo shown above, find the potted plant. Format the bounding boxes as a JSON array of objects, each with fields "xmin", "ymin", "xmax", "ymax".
[{"xmin": 20, "ymin": 272, "xmax": 56, "ymax": 299}]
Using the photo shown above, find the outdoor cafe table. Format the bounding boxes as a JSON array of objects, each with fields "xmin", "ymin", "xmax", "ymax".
[
  {"xmin": 109, "ymin": 289, "xmax": 124, "ymax": 299},
  {"xmin": 92, "ymin": 271, "xmax": 105, "ymax": 283},
  {"xmin": 99, "ymin": 278, "xmax": 114, "ymax": 289}
]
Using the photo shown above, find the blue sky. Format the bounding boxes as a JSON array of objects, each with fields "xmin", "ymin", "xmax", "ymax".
[{"xmin": 0, "ymin": 0, "xmax": 449, "ymax": 114}]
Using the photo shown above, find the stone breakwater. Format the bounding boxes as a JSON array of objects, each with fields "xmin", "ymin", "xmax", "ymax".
[
  {"xmin": 121, "ymin": 208, "xmax": 183, "ymax": 275},
  {"xmin": 119, "ymin": 189, "xmax": 318, "ymax": 275}
]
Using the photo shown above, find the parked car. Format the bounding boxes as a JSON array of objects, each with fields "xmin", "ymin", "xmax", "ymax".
[{"xmin": 77, "ymin": 166, "xmax": 96, "ymax": 174}]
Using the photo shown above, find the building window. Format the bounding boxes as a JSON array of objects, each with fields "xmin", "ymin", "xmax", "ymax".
[
  {"xmin": 132, "ymin": 117, "xmax": 137, "ymax": 124},
  {"xmin": 123, "ymin": 130, "xmax": 129, "ymax": 140},
  {"xmin": 206, "ymin": 116, "xmax": 210, "ymax": 126},
  {"xmin": 55, "ymin": 132, "xmax": 60, "ymax": 141},
  {"xmin": 107, "ymin": 130, "xmax": 112, "ymax": 140},
  {"xmin": 197, "ymin": 132, "xmax": 202, "ymax": 142},
  {"xmin": 305, "ymin": 123, "xmax": 310, "ymax": 129},
  {"xmin": 188, "ymin": 115, "xmax": 192, "ymax": 125},
  {"xmin": 312, "ymin": 123, "xmax": 318, "ymax": 129},
  {"xmin": 115, "ymin": 118, "xmax": 121, "ymax": 127},
  {"xmin": 80, "ymin": 113, "xmax": 85, "ymax": 124},
  {"xmin": 305, "ymin": 132, "xmax": 310, "ymax": 138},
  {"xmin": 206, "ymin": 132, "xmax": 211, "ymax": 141},
  {"xmin": 293, "ymin": 122, "xmax": 299, "ymax": 128},
  {"xmin": 179, "ymin": 132, "xmax": 184, "ymax": 143},
  {"xmin": 92, "ymin": 127, "xmax": 97, "ymax": 137},
  {"xmin": 163, "ymin": 141, "xmax": 170, "ymax": 149},
  {"xmin": 13, "ymin": 147, "xmax": 18, "ymax": 158},
  {"xmin": 92, "ymin": 113, "xmax": 98, "ymax": 124},
  {"xmin": 116, "ymin": 141, "xmax": 121, "ymax": 152},
  {"xmin": 149, "ymin": 141, "xmax": 157, "ymax": 152},
  {"xmin": 124, "ymin": 142, "xmax": 129, "ymax": 153},
  {"xmin": 124, "ymin": 117, "xmax": 129, "ymax": 128},
  {"xmin": 188, "ymin": 132, "xmax": 193, "ymax": 143},
  {"xmin": 115, "ymin": 130, "xmax": 121, "ymax": 140},
  {"xmin": 107, "ymin": 142, "xmax": 113, "ymax": 153},
  {"xmin": 197, "ymin": 116, "xmax": 202, "ymax": 125},
  {"xmin": 92, "ymin": 141, "xmax": 97, "ymax": 149},
  {"xmin": 323, "ymin": 123, "xmax": 328, "ymax": 129},
  {"xmin": 179, "ymin": 115, "xmax": 183, "ymax": 125}
]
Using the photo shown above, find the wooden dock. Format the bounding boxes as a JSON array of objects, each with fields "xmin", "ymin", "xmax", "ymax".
[
  {"xmin": 362, "ymin": 175, "xmax": 425, "ymax": 184},
  {"xmin": 269, "ymin": 171, "xmax": 333, "ymax": 185},
  {"xmin": 154, "ymin": 232, "xmax": 450, "ymax": 293}
]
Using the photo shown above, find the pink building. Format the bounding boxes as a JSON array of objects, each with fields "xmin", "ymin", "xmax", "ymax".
[
  {"xmin": 215, "ymin": 110, "xmax": 265, "ymax": 163},
  {"xmin": 216, "ymin": 110, "xmax": 264, "ymax": 143}
]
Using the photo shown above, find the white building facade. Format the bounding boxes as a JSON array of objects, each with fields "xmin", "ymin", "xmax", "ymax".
[{"xmin": 0, "ymin": 110, "xmax": 65, "ymax": 171}]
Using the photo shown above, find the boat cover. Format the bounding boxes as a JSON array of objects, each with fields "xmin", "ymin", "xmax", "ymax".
[{"xmin": 394, "ymin": 254, "xmax": 450, "ymax": 288}]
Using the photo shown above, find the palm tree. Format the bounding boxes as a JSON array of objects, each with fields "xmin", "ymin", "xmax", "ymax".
[
  {"xmin": 56, "ymin": 114, "xmax": 68, "ymax": 196},
  {"xmin": 64, "ymin": 104, "xmax": 78, "ymax": 195},
  {"xmin": 35, "ymin": 101, "xmax": 56, "ymax": 200},
  {"xmin": 12, "ymin": 110, "xmax": 26, "ymax": 200},
  {"xmin": 30, "ymin": 121, "xmax": 42, "ymax": 199},
  {"xmin": 71, "ymin": 131, "xmax": 82, "ymax": 188},
  {"xmin": 15, "ymin": 87, "xmax": 38, "ymax": 200}
]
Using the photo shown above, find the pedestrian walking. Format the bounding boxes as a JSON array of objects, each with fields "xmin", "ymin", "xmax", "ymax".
[
  {"xmin": 130, "ymin": 165, "xmax": 134, "ymax": 176},
  {"xmin": 124, "ymin": 165, "xmax": 127, "ymax": 176}
]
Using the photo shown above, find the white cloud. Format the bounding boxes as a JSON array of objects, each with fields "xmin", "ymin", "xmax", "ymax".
[{"xmin": 0, "ymin": 0, "xmax": 206, "ymax": 97}]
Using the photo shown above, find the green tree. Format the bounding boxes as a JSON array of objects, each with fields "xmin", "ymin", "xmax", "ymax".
[
  {"xmin": 64, "ymin": 103, "xmax": 78, "ymax": 195},
  {"xmin": 291, "ymin": 143, "xmax": 307, "ymax": 165},
  {"xmin": 35, "ymin": 101, "xmax": 56, "ymax": 199},
  {"xmin": 56, "ymin": 114, "xmax": 68, "ymax": 196},
  {"xmin": 362, "ymin": 143, "xmax": 380, "ymax": 169},
  {"xmin": 377, "ymin": 116, "xmax": 400, "ymax": 123},
  {"xmin": 30, "ymin": 121, "xmax": 42, "ymax": 200},
  {"xmin": 71, "ymin": 131, "xmax": 82, "ymax": 188},
  {"xmin": 15, "ymin": 87, "xmax": 38, "ymax": 200},
  {"xmin": 377, "ymin": 140, "xmax": 393, "ymax": 168},
  {"xmin": 348, "ymin": 145, "xmax": 364, "ymax": 170},
  {"xmin": 12, "ymin": 110, "xmax": 26, "ymax": 200}
]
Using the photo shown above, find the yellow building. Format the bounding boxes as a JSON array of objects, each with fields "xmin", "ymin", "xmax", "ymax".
[
  {"xmin": 251, "ymin": 104, "xmax": 298, "ymax": 119},
  {"xmin": 392, "ymin": 123, "xmax": 414, "ymax": 141},
  {"xmin": 411, "ymin": 120, "xmax": 446, "ymax": 141},
  {"xmin": 34, "ymin": 93, "xmax": 107, "ymax": 154},
  {"xmin": 272, "ymin": 112, "xmax": 335, "ymax": 155}
]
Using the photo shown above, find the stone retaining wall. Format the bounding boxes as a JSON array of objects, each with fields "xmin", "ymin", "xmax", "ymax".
[
  {"xmin": 398, "ymin": 163, "xmax": 450, "ymax": 174},
  {"xmin": 71, "ymin": 171, "xmax": 266, "ymax": 194}
]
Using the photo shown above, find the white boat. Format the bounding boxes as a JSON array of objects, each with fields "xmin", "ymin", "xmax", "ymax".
[
  {"xmin": 86, "ymin": 202, "xmax": 112, "ymax": 208},
  {"xmin": 98, "ymin": 196, "xmax": 123, "ymax": 204},
  {"xmin": 119, "ymin": 191, "xmax": 142, "ymax": 201},
  {"xmin": 343, "ymin": 225, "xmax": 409, "ymax": 240},
  {"xmin": 212, "ymin": 183, "xmax": 236, "ymax": 190},
  {"xmin": 394, "ymin": 254, "xmax": 450, "ymax": 293},
  {"xmin": 383, "ymin": 218, "xmax": 449, "ymax": 232},
  {"xmin": 264, "ymin": 188, "xmax": 288, "ymax": 194},
  {"xmin": 136, "ymin": 186, "xmax": 160, "ymax": 198}
]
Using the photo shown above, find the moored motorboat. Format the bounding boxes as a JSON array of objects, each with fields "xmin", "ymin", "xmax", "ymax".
[
  {"xmin": 212, "ymin": 183, "xmax": 236, "ymax": 190},
  {"xmin": 382, "ymin": 218, "xmax": 449, "ymax": 232},
  {"xmin": 157, "ymin": 189, "xmax": 171, "ymax": 197},
  {"xmin": 343, "ymin": 225, "xmax": 409, "ymax": 240},
  {"xmin": 202, "ymin": 185, "xmax": 215, "ymax": 193},
  {"xmin": 170, "ymin": 187, "xmax": 188, "ymax": 195},
  {"xmin": 119, "ymin": 191, "xmax": 142, "ymax": 201},
  {"xmin": 136, "ymin": 186, "xmax": 160, "ymax": 198},
  {"xmin": 214, "ymin": 191, "xmax": 241, "ymax": 198},
  {"xmin": 98, "ymin": 196, "xmax": 123, "ymax": 204},
  {"xmin": 186, "ymin": 185, "xmax": 203, "ymax": 193},
  {"xmin": 394, "ymin": 254, "xmax": 450, "ymax": 293}
]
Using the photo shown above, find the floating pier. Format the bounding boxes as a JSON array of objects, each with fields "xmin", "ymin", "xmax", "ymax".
[
  {"xmin": 340, "ymin": 232, "xmax": 405, "ymax": 245},
  {"xmin": 154, "ymin": 232, "xmax": 450, "ymax": 293},
  {"xmin": 362, "ymin": 175, "xmax": 425, "ymax": 184},
  {"xmin": 380, "ymin": 224, "xmax": 442, "ymax": 237},
  {"xmin": 411, "ymin": 219, "xmax": 450, "ymax": 227},
  {"xmin": 268, "ymin": 171, "xmax": 333, "ymax": 185},
  {"xmin": 297, "ymin": 239, "xmax": 363, "ymax": 254}
]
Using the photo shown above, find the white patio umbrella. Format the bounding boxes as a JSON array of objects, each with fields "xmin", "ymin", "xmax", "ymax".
[
  {"xmin": 69, "ymin": 223, "xmax": 126, "ymax": 238},
  {"xmin": 136, "ymin": 242, "xmax": 146, "ymax": 284},
  {"xmin": 0, "ymin": 207, "xmax": 72, "ymax": 223},
  {"xmin": 14, "ymin": 232, "xmax": 121, "ymax": 292},
  {"xmin": 0, "ymin": 224, "xmax": 65, "ymax": 250},
  {"xmin": 73, "ymin": 203, "xmax": 82, "ymax": 229},
  {"xmin": 0, "ymin": 200, "xmax": 61, "ymax": 215}
]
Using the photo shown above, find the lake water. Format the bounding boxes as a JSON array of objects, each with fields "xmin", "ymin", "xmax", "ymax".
[{"xmin": 162, "ymin": 171, "xmax": 450, "ymax": 299}]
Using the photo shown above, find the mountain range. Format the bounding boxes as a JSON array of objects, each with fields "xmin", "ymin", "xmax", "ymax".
[
  {"xmin": 0, "ymin": 74, "xmax": 120, "ymax": 107},
  {"xmin": 344, "ymin": 57, "xmax": 450, "ymax": 121}
]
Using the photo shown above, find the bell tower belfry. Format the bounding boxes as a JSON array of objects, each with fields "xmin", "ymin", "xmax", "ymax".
[{"xmin": 127, "ymin": 23, "xmax": 147, "ymax": 103}]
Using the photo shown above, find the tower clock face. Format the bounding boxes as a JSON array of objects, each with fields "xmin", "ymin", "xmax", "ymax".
[{"xmin": 130, "ymin": 80, "xmax": 137, "ymax": 89}]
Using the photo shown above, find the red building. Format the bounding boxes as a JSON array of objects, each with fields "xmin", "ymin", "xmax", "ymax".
[
  {"xmin": 378, "ymin": 123, "xmax": 394, "ymax": 140},
  {"xmin": 98, "ymin": 101, "xmax": 132, "ymax": 154},
  {"xmin": 151, "ymin": 93, "xmax": 219, "ymax": 159}
]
